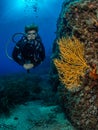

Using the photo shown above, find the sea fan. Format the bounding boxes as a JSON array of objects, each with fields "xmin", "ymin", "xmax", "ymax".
[{"xmin": 54, "ymin": 37, "xmax": 90, "ymax": 90}]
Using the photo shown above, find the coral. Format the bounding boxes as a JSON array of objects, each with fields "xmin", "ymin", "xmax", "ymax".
[{"xmin": 53, "ymin": 37, "xmax": 90, "ymax": 90}]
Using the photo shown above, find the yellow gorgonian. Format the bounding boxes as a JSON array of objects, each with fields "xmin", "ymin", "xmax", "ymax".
[{"xmin": 53, "ymin": 37, "xmax": 90, "ymax": 91}]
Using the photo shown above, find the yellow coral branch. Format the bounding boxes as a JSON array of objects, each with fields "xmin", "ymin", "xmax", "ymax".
[{"xmin": 53, "ymin": 37, "xmax": 90, "ymax": 91}]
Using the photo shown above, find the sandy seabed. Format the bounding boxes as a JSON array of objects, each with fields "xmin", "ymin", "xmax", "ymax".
[{"xmin": 0, "ymin": 101, "xmax": 75, "ymax": 130}]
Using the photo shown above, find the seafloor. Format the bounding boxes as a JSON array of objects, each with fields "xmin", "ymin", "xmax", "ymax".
[{"xmin": 0, "ymin": 71, "xmax": 75, "ymax": 130}]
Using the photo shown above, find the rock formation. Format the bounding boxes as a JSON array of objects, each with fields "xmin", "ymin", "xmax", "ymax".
[{"xmin": 51, "ymin": 0, "xmax": 98, "ymax": 129}]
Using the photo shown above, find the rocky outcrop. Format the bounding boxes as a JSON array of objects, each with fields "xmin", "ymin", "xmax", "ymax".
[
  {"xmin": 0, "ymin": 73, "xmax": 56, "ymax": 115},
  {"xmin": 51, "ymin": 0, "xmax": 98, "ymax": 129}
]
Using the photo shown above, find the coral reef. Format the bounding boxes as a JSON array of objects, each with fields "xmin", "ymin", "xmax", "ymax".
[{"xmin": 51, "ymin": 0, "xmax": 98, "ymax": 129}]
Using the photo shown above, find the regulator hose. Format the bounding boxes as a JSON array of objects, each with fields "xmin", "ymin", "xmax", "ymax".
[{"xmin": 5, "ymin": 32, "xmax": 25, "ymax": 60}]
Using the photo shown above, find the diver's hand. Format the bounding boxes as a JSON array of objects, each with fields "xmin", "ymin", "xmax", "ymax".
[{"xmin": 23, "ymin": 63, "xmax": 34, "ymax": 70}]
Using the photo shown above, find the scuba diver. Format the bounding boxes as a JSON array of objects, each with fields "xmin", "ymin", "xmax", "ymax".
[{"xmin": 12, "ymin": 24, "xmax": 45, "ymax": 73}]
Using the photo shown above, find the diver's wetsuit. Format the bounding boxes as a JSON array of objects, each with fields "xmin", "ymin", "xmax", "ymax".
[{"xmin": 12, "ymin": 35, "xmax": 45, "ymax": 67}]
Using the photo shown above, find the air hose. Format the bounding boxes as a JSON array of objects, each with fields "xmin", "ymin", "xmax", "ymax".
[{"xmin": 5, "ymin": 32, "xmax": 25, "ymax": 60}]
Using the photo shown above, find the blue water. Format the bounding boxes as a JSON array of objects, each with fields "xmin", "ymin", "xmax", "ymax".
[{"xmin": 0, "ymin": 0, "xmax": 64, "ymax": 75}]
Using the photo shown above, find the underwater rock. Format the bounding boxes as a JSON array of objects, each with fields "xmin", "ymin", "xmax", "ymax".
[
  {"xmin": 0, "ymin": 73, "xmax": 42, "ymax": 115},
  {"xmin": 0, "ymin": 73, "xmax": 56, "ymax": 115},
  {"xmin": 51, "ymin": 0, "xmax": 98, "ymax": 129}
]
